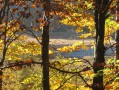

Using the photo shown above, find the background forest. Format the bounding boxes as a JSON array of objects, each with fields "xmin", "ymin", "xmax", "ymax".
[{"xmin": 0, "ymin": 0, "xmax": 119, "ymax": 90}]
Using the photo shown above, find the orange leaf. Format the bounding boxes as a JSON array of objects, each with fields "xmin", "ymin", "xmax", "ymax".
[
  {"xmin": 106, "ymin": 85, "xmax": 113, "ymax": 89},
  {"xmin": 32, "ymin": 3, "xmax": 37, "ymax": 8},
  {"xmin": 11, "ymin": 8, "xmax": 18, "ymax": 13},
  {"xmin": 24, "ymin": 60, "xmax": 33, "ymax": 63},
  {"xmin": 38, "ymin": 18, "xmax": 43, "ymax": 23},
  {"xmin": 19, "ymin": 11, "xmax": 25, "ymax": 15}
]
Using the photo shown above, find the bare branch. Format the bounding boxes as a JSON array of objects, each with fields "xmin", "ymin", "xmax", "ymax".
[
  {"xmin": 26, "ymin": 29, "xmax": 42, "ymax": 45},
  {"xmin": 0, "ymin": 61, "xmax": 42, "ymax": 70},
  {"xmin": 49, "ymin": 65, "xmax": 91, "ymax": 74},
  {"xmin": 106, "ymin": 43, "xmax": 119, "ymax": 51},
  {"xmin": 77, "ymin": 73, "xmax": 92, "ymax": 88},
  {"xmin": 55, "ymin": 75, "xmax": 75, "ymax": 90},
  {"xmin": 104, "ymin": 72, "xmax": 119, "ymax": 88}
]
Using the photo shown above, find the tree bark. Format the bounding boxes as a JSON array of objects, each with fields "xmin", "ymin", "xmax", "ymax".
[
  {"xmin": 42, "ymin": 0, "xmax": 50, "ymax": 90},
  {"xmin": 0, "ymin": 0, "xmax": 9, "ymax": 90},
  {"xmin": 93, "ymin": 15, "xmax": 105, "ymax": 90},
  {"xmin": 115, "ymin": 2, "xmax": 119, "ymax": 60},
  {"xmin": 92, "ymin": 0, "xmax": 110, "ymax": 90},
  {"xmin": 115, "ymin": 30, "xmax": 119, "ymax": 59},
  {"xmin": 0, "ymin": 69, "xmax": 2, "ymax": 90}
]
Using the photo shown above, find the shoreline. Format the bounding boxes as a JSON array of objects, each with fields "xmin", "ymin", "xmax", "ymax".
[{"xmin": 26, "ymin": 36, "xmax": 115, "ymax": 47}]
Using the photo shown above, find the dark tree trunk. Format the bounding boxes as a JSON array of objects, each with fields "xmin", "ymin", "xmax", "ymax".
[
  {"xmin": 42, "ymin": 22, "xmax": 50, "ymax": 90},
  {"xmin": 92, "ymin": 0, "xmax": 110, "ymax": 90},
  {"xmin": 42, "ymin": 0, "xmax": 50, "ymax": 90},
  {"xmin": 93, "ymin": 15, "xmax": 105, "ymax": 90},
  {"xmin": 0, "ymin": 0, "xmax": 9, "ymax": 89},
  {"xmin": 0, "ymin": 69, "xmax": 2, "ymax": 90},
  {"xmin": 115, "ymin": 30, "xmax": 119, "ymax": 59},
  {"xmin": 0, "ymin": 49, "xmax": 6, "ymax": 90},
  {"xmin": 115, "ymin": 2, "xmax": 119, "ymax": 60}
]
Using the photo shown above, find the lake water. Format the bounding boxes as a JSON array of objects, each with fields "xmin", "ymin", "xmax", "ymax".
[{"xmin": 61, "ymin": 47, "xmax": 115, "ymax": 58}]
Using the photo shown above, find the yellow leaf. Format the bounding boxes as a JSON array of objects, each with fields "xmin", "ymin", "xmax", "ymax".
[{"xmin": 81, "ymin": 44, "xmax": 88, "ymax": 50}]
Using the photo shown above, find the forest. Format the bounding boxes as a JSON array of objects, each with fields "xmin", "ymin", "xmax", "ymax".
[{"xmin": 0, "ymin": 0, "xmax": 119, "ymax": 90}]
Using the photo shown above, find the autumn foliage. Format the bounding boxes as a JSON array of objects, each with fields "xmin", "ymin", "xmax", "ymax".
[{"xmin": 0, "ymin": 0, "xmax": 118, "ymax": 90}]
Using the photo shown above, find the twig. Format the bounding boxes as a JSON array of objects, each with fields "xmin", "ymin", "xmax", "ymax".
[
  {"xmin": 104, "ymin": 72, "xmax": 119, "ymax": 89},
  {"xmin": 26, "ymin": 29, "xmax": 42, "ymax": 45},
  {"xmin": 76, "ymin": 58, "xmax": 93, "ymax": 67},
  {"xmin": 55, "ymin": 75, "xmax": 75, "ymax": 90},
  {"xmin": 106, "ymin": 43, "xmax": 118, "ymax": 51},
  {"xmin": 77, "ymin": 73, "xmax": 92, "ymax": 88},
  {"xmin": 0, "ymin": 61, "xmax": 42, "ymax": 70},
  {"xmin": 49, "ymin": 65, "xmax": 91, "ymax": 74}
]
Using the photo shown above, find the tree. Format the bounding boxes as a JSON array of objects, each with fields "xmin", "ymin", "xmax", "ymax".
[
  {"xmin": 57, "ymin": 0, "xmax": 119, "ymax": 90},
  {"xmin": 42, "ymin": 0, "xmax": 50, "ymax": 90},
  {"xmin": 0, "ymin": 0, "xmax": 119, "ymax": 90},
  {"xmin": 115, "ymin": 1, "xmax": 119, "ymax": 60},
  {"xmin": 0, "ymin": 0, "xmax": 37, "ymax": 89},
  {"xmin": 92, "ymin": 0, "xmax": 112, "ymax": 90},
  {"xmin": 0, "ymin": 0, "xmax": 11, "ymax": 89},
  {"xmin": 0, "ymin": 0, "xmax": 52, "ymax": 89}
]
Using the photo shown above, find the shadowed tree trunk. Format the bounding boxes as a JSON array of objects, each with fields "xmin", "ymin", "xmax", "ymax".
[
  {"xmin": 115, "ymin": 2, "xmax": 119, "ymax": 60},
  {"xmin": 0, "ymin": 0, "xmax": 9, "ymax": 89},
  {"xmin": 115, "ymin": 30, "xmax": 119, "ymax": 59},
  {"xmin": 0, "ymin": 70, "xmax": 2, "ymax": 90},
  {"xmin": 42, "ymin": 0, "xmax": 50, "ymax": 90},
  {"xmin": 92, "ymin": 0, "xmax": 111, "ymax": 90}
]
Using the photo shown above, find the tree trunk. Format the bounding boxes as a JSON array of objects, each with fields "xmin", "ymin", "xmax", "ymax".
[
  {"xmin": 42, "ymin": 0, "xmax": 50, "ymax": 90},
  {"xmin": 42, "ymin": 24, "xmax": 50, "ymax": 90},
  {"xmin": 0, "ymin": 0, "xmax": 9, "ymax": 89},
  {"xmin": 115, "ymin": 2, "xmax": 119, "ymax": 60},
  {"xmin": 115, "ymin": 30, "xmax": 119, "ymax": 59},
  {"xmin": 92, "ymin": 0, "xmax": 110, "ymax": 90},
  {"xmin": 0, "ymin": 69, "xmax": 2, "ymax": 90},
  {"xmin": 93, "ymin": 15, "xmax": 105, "ymax": 90}
]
